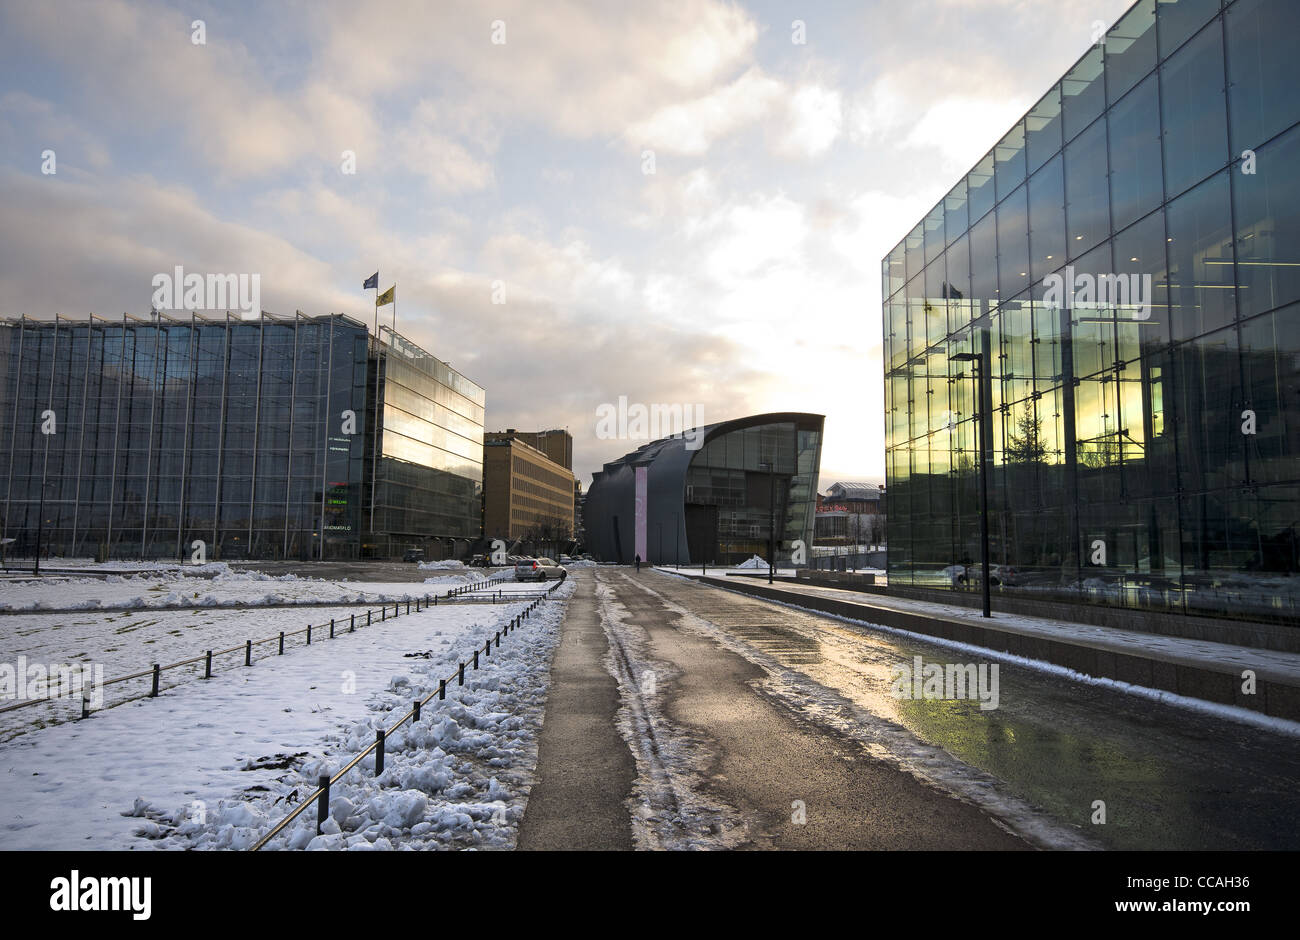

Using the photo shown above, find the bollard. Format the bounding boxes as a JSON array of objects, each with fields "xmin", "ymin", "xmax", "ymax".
[
  {"xmin": 439, "ymin": 678, "xmax": 446, "ymax": 700},
  {"xmin": 459, "ymin": 662, "xmax": 465, "ymax": 685},
  {"xmin": 317, "ymin": 775, "xmax": 330, "ymax": 835},
  {"xmin": 204, "ymin": 650, "xmax": 212, "ymax": 679},
  {"xmin": 406, "ymin": 600, "xmax": 411, "ymax": 615},
  {"xmin": 367, "ymin": 610, "xmax": 372, "ymax": 626},
  {"xmin": 485, "ymin": 638, "xmax": 491, "ymax": 658},
  {"xmin": 434, "ymin": 594, "xmax": 438, "ymax": 606},
  {"xmin": 81, "ymin": 690, "xmax": 90, "ymax": 720},
  {"xmin": 350, "ymin": 613, "xmax": 355, "ymax": 633},
  {"xmin": 413, "ymin": 699, "xmax": 421, "ymax": 722},
  {"xmin": 279, "ymin": 632, "xmax": 285, "ymax": 655},
  {"xmin": 307, "ymin": 624, "xmax": 312, "ymax": 646},
  {"xmin": 495, "ymin": 631, "xmax": 501, "ymax": 649},
  {"xmin": 245, "ymin": 640, "xmax": 252, "ymax": 666},
  {"xmin": 381, "ymin": 606, "xmax": 386, "ymax": 622},
  {"xmin": 374, "ymin": 729, "xmax": 385, "ymax": 776},
  {"xmin": 330, "ymin": 618, "xmax": 335, "ymax": 639},
  {"xmin": 474, "ymin": 650, "xmax": 480, "ymax": 669},
  {"xmin": 150, "ymin": 663, "xmax": 160, "ymax": 697}
]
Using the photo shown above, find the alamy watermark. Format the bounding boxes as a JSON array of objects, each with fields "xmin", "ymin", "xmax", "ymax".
[
  {"xmin": 890, "ymin": 655, "xmax": 1000, "ymax": 710},
  {"xmin": 595, "ymin": 396, "xmax": 706, "ymax": 450},
  {"xmin": 1043, "ymin": 265, "xmax": 1152, "ymax": 322},
  {"xmin": 1, "ymin": 656, "xmax": 104, "ymax": 708},
  {"xmin": 150, "ymin": 266, "xmax": 261, "ymax": 320}
]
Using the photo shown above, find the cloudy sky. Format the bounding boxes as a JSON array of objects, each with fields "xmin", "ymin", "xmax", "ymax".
[{"xmin": 0, "ymin": 0, "xmax": 1134, "ymax": 487}]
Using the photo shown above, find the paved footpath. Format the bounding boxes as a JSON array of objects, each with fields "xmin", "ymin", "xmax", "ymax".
[
  {"xmin": 516, "ymin": 571, "xmax": 635, "ymax": 849},
  {"xmin": 517, "ymin": 568, "xmax": 1029, "ymax": 850}
]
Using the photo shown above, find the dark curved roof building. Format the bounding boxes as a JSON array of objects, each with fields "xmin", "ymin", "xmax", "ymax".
[{"xmin": 584, "ymin": 412, "xmax": 824, "ymax": 566}]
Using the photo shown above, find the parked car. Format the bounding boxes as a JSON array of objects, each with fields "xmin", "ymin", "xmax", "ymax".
[
  {"xmin": 515, "ymin": 557, "xmax": 567, "ymax": 582},
  {"xmin": 402, "ymin": 548, "xmax": 425, "ymax": 563},
  {"xmin": 558, "ymin": 554, "xmax": 573, "ymax": 563},
  {"xmin": 943, "ymin": 563, "xmax": 1015, "ymax": 586}
]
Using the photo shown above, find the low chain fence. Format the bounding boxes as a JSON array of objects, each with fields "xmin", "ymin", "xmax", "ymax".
[
  {"xmin": 0, "ymin": 572, "xmax": 538, "ymax": 726},
  {"xmin": 251, "ymin": 580, "xmax": 565, "ymax": 850}
]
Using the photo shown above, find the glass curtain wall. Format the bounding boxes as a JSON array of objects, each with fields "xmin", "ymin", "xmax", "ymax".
[
  {"xmin": 882, "ymin": 0, "xmax": 1300, "ymax": 623},
  {"xmin": 0, "ymin": 313, "xmax": 368, "ymax": 561}
]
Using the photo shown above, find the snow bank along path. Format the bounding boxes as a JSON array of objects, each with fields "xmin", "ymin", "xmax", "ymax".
[
  {"xmin": 0, "ymin": 573, "xmax": 533, "ymax": 741},
  {"xmin": 0, "ymin": 579, "xmax": 574, "ymax": 851}
]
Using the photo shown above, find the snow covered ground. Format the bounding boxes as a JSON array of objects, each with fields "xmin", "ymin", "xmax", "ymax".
[
  {"xmin": 0, "ymin": 579, "xmax": 573, "ymax": 850},
  {"xmin": 0, "ymin": 563, "xmax": 485, "ymax": 613}
]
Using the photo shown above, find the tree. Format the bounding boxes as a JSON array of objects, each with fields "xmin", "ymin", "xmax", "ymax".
[{"xmin": 1005, "ymin": 402, "xmax": 1048, "ymax": 465}]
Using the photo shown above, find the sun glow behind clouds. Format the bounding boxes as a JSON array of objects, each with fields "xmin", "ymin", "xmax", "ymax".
[{"xmin": 0, "ymin": 0, "xmax": 1136, "ymax": 485}]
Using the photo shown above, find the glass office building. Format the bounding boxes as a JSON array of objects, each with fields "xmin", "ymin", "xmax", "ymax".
[
  {"xmin": 0, "ymin": 313, "xmax": 484, "ymax": 561},
  {"xmin": 585, "ymin": 413, "xmax": 823, "ymax": 566},
  {"xmin": 365, "ymin": 330, "xmax": 484, "ymax": 558},
  {"xmin": 883, "ymin": 0, "xmax": 1299, "ymax": 624}
]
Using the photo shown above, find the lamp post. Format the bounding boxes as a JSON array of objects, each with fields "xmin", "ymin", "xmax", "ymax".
[
  {"xmin": 760, "ymin": 461, "xmax": 775, "ymax": 584},
  {"xmin": 951, "ymin": 351, "xmax": 991, "ymax": 618}
]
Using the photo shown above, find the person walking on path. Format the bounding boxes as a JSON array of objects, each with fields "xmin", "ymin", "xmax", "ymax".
[{"xmin": 634, "ymin": 554, "xmax": 641, "ymax": 572}]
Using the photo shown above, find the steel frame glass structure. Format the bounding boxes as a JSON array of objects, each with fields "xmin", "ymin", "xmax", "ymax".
[
  {"xmin": 584, "ymin": 413, "xmax": 823, "ymax": 566},
  {"xmin": 0, "ymin": 312, "xmax": 484, "ymax": 561},
  {"xmin": 883, "ymin": 0, "xmax": 1300, "ymax": 624}
]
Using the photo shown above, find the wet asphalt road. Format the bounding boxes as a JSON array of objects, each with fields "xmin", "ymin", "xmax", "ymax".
[{"xmin": 525, "ymin": 567, "xmax": 1300, "ymax": 850}]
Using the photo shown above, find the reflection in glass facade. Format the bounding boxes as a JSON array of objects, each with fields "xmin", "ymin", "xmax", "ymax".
[
  {"xmin": 883, "ymin": 0, "xmax": 1300, "ymax": 624},
  {"xmin": 0, "ymin": 313, "xmax": 485, "ymax": 560},
  {"xmin": 584, "ymin": 413, "xmax": 823, "ymax": 566},
  {"xmin": 365, "ymin": 330, "xmax": 484, "ymax": 557}
]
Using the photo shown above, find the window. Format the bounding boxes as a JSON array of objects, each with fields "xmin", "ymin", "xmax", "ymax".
[
  {"xmin": 1157, "ymin": 0, "xmax": 1221, "ymax": 57},
  {"xmin": 905, "ymin": 223, "xmax": 925, "ymax": 284},
  {"xmin": 997, "ymin": 185, "xmax": 1030, "ymax": 304},
  {"xmin": 1027, "ymin": 84, "xmax": 1064, "ymax": 174},
  {"xmin": 1106, "ymin": 0, "xmax": 1157, "ymax": 104},
  {"xmin": 924, "ymin": 203, "xmax": 945, "ymax": 267},
  {"xmin": 995, "ymin": 121, "xmax": 1027, "ymax": 202},
  {"xmin": 1108, "ymin": 73, "xmax": 1163, "ymax": 231},
  {"xmin": 1166, "ymin": 170, "xmax": 1236, "ymax": 342},
  {"xmin": 1028, "ymin": 154, "xmax": 1066, "ymax": 282},
  {"xmin": 1065, "ymin": 118, "xmax": 1110, "ymax": 257},
  {"xmin": 1161, "ymin": 18, "xmax": 1228, "ymax": 199},
  {"xmin": 944, "ymin": 179, "xmax": 969, "ymax": 247},
  {"xmin": 1233, "ymin": 123, "xmax": 1300, "ymax": 318},
  {"xmin": 1225, "ymin": 0, "xmax": 1300, "ymax": 153},
  {"xmin": 970, "ymin": 210, "xmax": 998, "ymax": 312},
  {"xmin": 968, "ymin": 150, "xmax": 996, "ymax": 223},
  {"xmin": 945, "ymin": 235, "xmax": 972, "ymax": 331},
  {"xmin": 1063, "ymin": 47, "xmax": 1105, "ymax": 143},
  {"xmin": 1111, "ymin": 208, "xmax": 1169, "ymax": 354}
]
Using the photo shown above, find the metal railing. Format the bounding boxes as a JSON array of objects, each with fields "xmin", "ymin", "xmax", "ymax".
[
  {"xmin": 0, "ymin": 573, "xmax": 532, "ymax": 722},
  {"xmin": 251, "ymin": 579, "xmax": 565, "ymax": 850}
]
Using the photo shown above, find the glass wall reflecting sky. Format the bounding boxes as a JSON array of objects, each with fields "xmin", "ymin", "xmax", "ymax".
[{"xmin": 882, "ymin": 0, "xmax": 1300, "ymax": 623}]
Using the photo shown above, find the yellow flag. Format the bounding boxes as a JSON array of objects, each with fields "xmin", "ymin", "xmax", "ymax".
[{"xmin": 376, "ymin": 285, "xmax": 395, "ymax": 306}]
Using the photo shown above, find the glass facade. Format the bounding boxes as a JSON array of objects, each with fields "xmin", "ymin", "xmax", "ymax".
[
  {"xmin": 883, "ymin": 0, "xmax": 1300, "ymax": 624},
  {"xmin": 0, "ymin": 314, "xmax": 485, "ymax": 561},
  {"xmin": 684, "ymin": 420, "xmax": 822, "ymax": 565},
  {"xmin": 583, "ymin": 413, "xmax": 823, "ymax": 566},
  {"xmin": 365, "ymin": 331, "xmax": 485, "ymax": 557}
]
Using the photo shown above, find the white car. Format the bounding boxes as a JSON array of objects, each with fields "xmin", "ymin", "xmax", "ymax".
[{"xmin": 515, "ymin": 557, "xmax": 567, "ymax": 582}]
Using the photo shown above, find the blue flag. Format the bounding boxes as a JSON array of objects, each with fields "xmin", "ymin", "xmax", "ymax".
[{"xmin": 363, "ymin": 272, "xmax": 378, "ymax": 290}]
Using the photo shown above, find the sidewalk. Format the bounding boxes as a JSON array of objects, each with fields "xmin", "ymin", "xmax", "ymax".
[
  {"xmin": 686, "ymin": 575, "xmax": 1300, "ymax": 723},
  {"xmin": 516, "ymin": 571, "xmax": 634, "ymax": 849}
]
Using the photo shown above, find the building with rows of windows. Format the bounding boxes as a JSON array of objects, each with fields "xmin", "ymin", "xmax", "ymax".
[
  {"xmin": 0, "ymin": 312, "xmax": 485, "ymax": 561},
  {"xmin": 882, "ymin": 0, "xmax": 1299, "ymax": 624}
]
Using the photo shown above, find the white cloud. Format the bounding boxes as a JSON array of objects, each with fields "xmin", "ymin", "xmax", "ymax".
[{"xmin": 775, "ymin": 84, "xmax": 843, "ymax": 159}]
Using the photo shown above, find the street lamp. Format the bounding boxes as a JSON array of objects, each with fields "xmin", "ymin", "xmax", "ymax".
[
  {"xmin": 951, "ymin": 351, "xmax": 991, "ymax": 618},
  {"xmin": 760, "ymin": 460, "xmax": 775, "ymax": 584}
]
